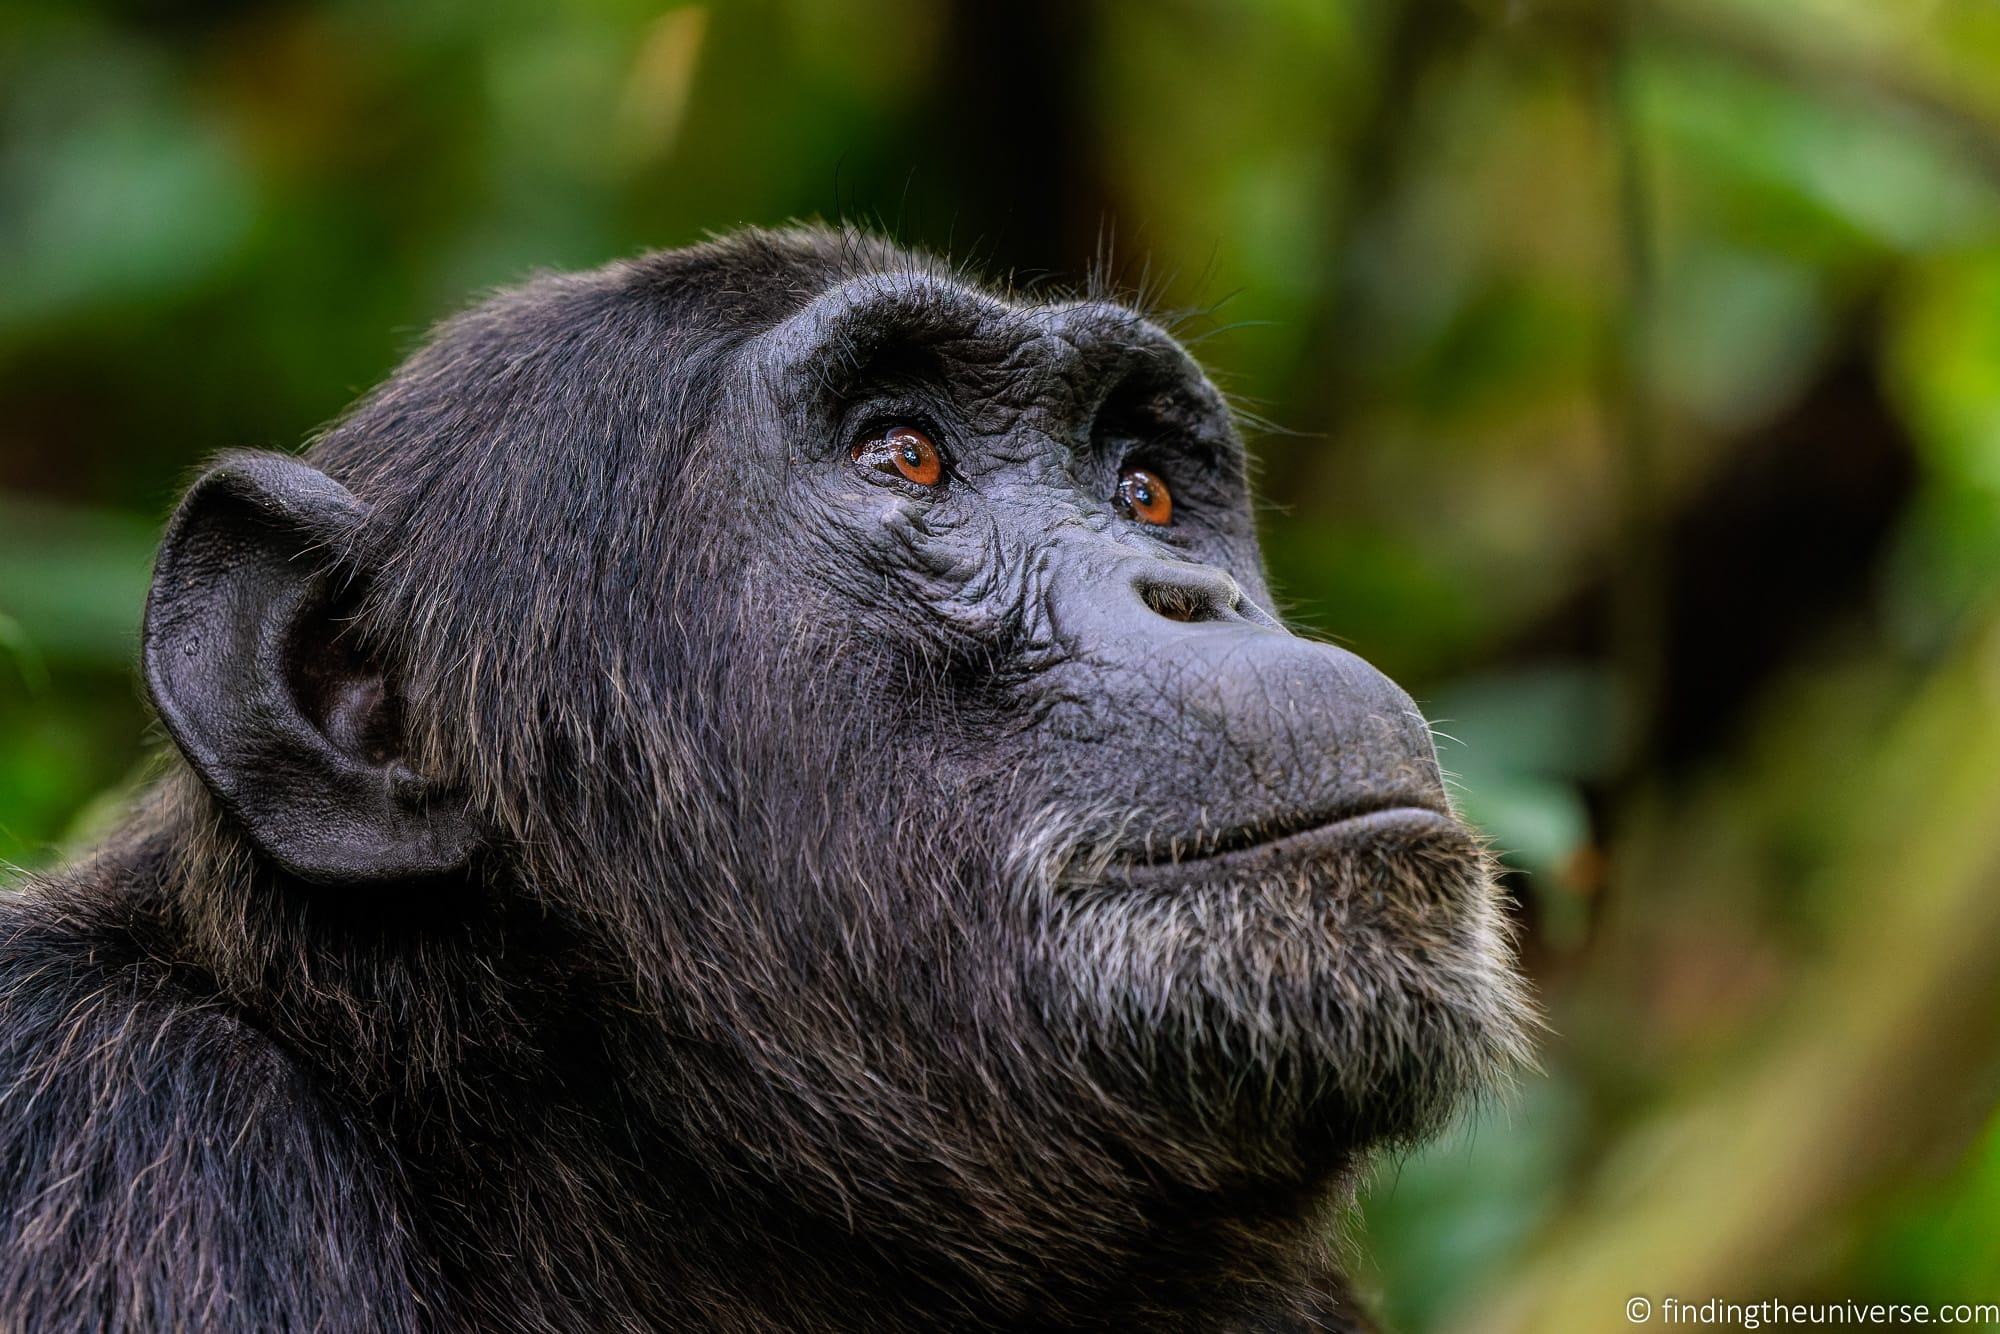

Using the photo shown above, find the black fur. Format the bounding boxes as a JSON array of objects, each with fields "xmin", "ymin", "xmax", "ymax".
[{"xmin": 0, "ymin": 227, "xmax": 1531, "ymax": 1332}]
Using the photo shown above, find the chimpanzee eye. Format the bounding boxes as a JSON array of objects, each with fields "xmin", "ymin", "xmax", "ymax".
[
  {"xmin": 1115, "ymin": 466, "xmax": 1172, "ymax": 526},
  {"xmin": 852, "ymin": 425, "xmax": 943, "ymax": 487}
]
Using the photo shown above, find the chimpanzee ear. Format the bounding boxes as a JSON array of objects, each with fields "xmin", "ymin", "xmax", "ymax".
[{"xmin": 143, "ymin": 451, "xmax": 477, "ymax": 885}]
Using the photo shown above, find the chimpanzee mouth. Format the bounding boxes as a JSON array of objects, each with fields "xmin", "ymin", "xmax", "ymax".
[{"xmin": 1105, "ymin": 797, "xmax": 1457, "ymax": 878}]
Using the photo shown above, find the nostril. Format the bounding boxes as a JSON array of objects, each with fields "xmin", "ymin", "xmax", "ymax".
[
  {"xmin": 1137, "ymin": 573, "xmax": 1242, "ymax": 624},
  {"xmin": 1141, "ymin": 583, "xmax": 1202, "ymax": 622}
]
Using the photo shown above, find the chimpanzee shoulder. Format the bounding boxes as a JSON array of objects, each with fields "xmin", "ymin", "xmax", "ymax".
[{"xmin": 0, "ymin": 871, "xmax": 428, "ymax": 1334}]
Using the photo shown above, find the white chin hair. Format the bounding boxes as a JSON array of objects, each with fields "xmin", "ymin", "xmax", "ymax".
[{"xmin": 1020, "ymin": 812, "xmax": 1537, "ymax": 1153}]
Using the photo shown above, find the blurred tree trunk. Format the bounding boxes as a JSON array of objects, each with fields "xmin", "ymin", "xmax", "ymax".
[
  {"xmin": 920, "ymin": 0, "xmax": 1115, "ymax": 280},
  {"xmin": 1277, "ymin": 0, "xmax": 1475, "ymax": 458}
]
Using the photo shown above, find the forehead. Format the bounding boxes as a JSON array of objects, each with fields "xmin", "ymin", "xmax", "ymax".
[
  {"xmin": 759, "ymin": 268, "xmax": 1157, "ymax": 366},
  {"xmin": 739, "ymin": 269, "xmax": 1221, "ymax": 436}
]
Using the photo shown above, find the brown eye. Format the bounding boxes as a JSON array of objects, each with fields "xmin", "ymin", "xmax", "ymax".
[
  {"xmin": 1116, "ymin": 466, "xmax": 1172, "ymax": 526},
  {"xmin": 853, "ymin": 425, "xmax": 943, "ymax": 487}
]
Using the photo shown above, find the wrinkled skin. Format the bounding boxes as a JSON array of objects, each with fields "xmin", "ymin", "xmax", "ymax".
[{"xmin": 0, "ymin": 228, "xmax": 1530, "ymax": 1333}]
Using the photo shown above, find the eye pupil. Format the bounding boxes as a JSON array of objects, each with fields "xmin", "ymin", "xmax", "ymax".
[{"xmin": 1117, "ymin": 466, "xmax": 1172, "ymax": 526}]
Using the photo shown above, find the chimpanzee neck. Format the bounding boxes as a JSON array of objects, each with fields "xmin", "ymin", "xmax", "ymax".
[
  {"xmin": 363, "ymin": 973, "xmax": 1373, "ymax": 1332},
  {"xmin": 109, "ymin": 785, "xmax": 1374, "ymax": 1331}
]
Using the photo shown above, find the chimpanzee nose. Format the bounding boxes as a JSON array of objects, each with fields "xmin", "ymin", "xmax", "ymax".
[
  {"xmin": 1124, "ymin": 558, "xmax": 1285, "ymax": 632},
  {"xmin": 1046, "ymin": 545, "xmax": 1284, "ymax": 647},
  {"xmin": 1043, "ymin": 545, "xmax": 1449, "ymax": 820},
  {"xmin": 1131, "ymin": 559, "xmax": 1245, "ymax": 625}
]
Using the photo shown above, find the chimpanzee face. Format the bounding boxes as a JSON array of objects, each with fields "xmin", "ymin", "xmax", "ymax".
[
  {"xmin": 688, "ymin": 269, "xmax": 1530, "ymax": 1153},
  {"xmin": 746, "ymin": 273, "xmax": 1443, "ymax": 844}
]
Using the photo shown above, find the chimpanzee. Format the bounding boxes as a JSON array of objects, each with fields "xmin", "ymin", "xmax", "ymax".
[{"xmin": 0, "ymin": 227, "xmax": 1531, "ymax": 1332}]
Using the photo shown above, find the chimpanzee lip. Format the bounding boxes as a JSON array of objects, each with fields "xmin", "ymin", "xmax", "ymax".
[{"xmin": 1107, "ymin": 799, "xmax": 1454, "ymax": 873}]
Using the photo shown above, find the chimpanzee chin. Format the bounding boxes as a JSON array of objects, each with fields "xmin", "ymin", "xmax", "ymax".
[{"xmin": 0, "ymin": 226, "xmax": 1532, "ymax": 1333}]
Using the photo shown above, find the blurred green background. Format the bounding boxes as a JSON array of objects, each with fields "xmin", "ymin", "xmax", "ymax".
[{"xmin": 4, "ymin": 0, "xmax": 1999, "ymax": 1328}]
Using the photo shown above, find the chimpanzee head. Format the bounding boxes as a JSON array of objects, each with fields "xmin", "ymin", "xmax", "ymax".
[{"xmin": 143, "ymin": 227, "xmax": 1530, "ymax": 1254}]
